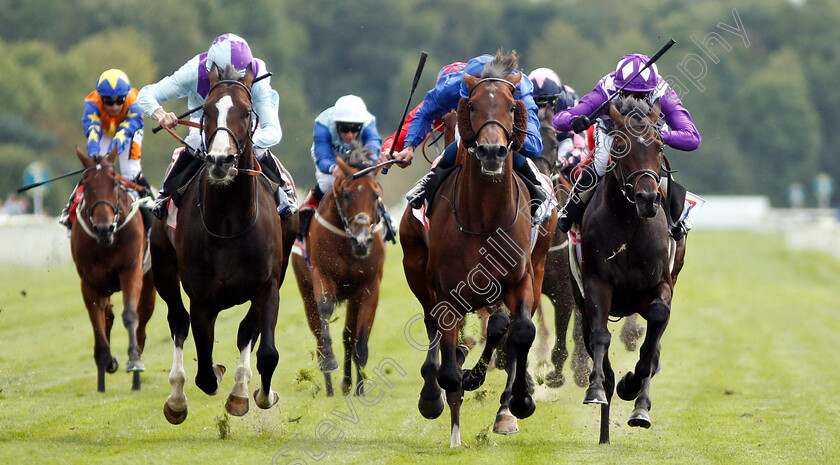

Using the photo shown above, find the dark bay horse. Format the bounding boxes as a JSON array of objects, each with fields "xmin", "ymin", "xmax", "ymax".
[
  {"xmin": 400, "ymin": 52, "xmax": 557, "ymax": 447},
  {"xmin": 578, "ymin": 97, "xmax": 686, "ymax": 444},
  {"xmin": 292, "ymin": 146, "xmax": 386, "ymax": 397},
  {"xmin": 150, "ymin": 64, "xmax": 298, "ymax": 424},
  {"xmin": 70, "ymin": 146, "xmax": 155, "ymax": 392}
]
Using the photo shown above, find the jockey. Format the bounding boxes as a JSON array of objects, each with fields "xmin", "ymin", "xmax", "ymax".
[
  {"xmin": 59, "ymin": 69, "xmax": 148, "ymax": 229},
  {"xmin": 297, "ymin": 94, "xmax": 397, "ymax": 243},
  {"xmin": 137, "ymin": 33, "xmax": 296, "ymax": 220},
  {"xmin": 528, "ymin": 67, "xmax": 587, "ymax": 175},
  {"xmin": 552, "ymin": 53, "xmax": 701, "ymax": 239},
  {"xmin": 381, "ymin": 54, "xmax": 550, "ymax": 216}
]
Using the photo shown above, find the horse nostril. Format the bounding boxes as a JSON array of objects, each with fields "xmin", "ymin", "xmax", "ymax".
[{"xmin": 224, "ymin": 154, "xmax": 236, "ymax": 165}]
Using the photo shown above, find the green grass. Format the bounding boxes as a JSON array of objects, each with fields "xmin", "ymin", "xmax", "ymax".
[{"xmin": 1, "ymin": 231, "xmax": 839, "ymax": 464}]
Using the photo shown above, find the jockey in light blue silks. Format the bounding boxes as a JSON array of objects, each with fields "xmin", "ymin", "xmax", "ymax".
[
  {"xmin": 297, "ymin": 95, "xmax": 397, "ymax": 243},
  {"xmin": 137, "ymin": 33, "xmax": 297, "ymax": 220},
  {"xmin": 552, "ymin": 53, "xmax": 702, "ymax": 239}
]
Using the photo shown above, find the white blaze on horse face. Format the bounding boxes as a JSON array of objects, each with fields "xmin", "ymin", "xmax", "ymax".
[{"xmin": 208, "ymin": 95, "xmax": 235, "ymax": 156}]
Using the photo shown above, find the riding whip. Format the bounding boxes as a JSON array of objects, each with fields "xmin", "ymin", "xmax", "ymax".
[
  {"xmin": 18, "ymin": 167, "xmax": 85, "ymax": 193},
  {"xmin": 383, "ymin": 51, "xmax": 428, "ymax": 174},
  {"xmin": 586, "ymin": 38, "xmax": 677, "ymax": 121}
]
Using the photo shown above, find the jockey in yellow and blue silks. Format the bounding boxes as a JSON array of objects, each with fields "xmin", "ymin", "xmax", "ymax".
[
  {"xmin": 59, "ymin": 69, "xmax": 149, "ymax": 229},
  {"xmin": 382, "ymin": 54, "xmax": 552, "ymax": 220}
]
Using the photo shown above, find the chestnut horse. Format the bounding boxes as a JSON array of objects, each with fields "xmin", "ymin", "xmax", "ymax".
[
  {"xmin": 150, "ymin": 64, "xmax": 298, "ymax": 424},
  {"xmin": 578, "ymin": 96, "xmax": 686, "ymax": 444},
  {"xmin": 70, "ymin": 146, "xmax": 155, "ymax": 392},
  {"xmin": 400, "ymin": 52, "xmax": 557, "ymax": 447},
  {"xmin": 292, "ymin": 145, "xmax": 386, "ymax": 397}
]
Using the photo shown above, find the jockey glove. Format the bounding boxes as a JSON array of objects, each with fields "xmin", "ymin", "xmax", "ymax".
[{"xmin": 571, "ymin": 115, "xmax": 591, "ymax": 133}]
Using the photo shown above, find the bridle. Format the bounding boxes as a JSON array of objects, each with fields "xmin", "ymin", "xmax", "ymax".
[
  {"xmin": 610, "ymin": 122, "xmax": 663, "ymax": 204},
  {"xmin": 198, "ymin": 79, "xmax": 259, "ymax": 174},
  {"xmin": 315, "ymin": 174, "xmax": 383, "ymax": 239},
  {"xmin": 76, "ymin": 163, "xmax": 140, "ymax": 240},
  {"xmin": 465, "ymin": 77, "xmax": 529, "ymax": 154}
]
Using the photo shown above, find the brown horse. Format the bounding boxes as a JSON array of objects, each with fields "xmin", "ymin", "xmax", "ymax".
[
  {"xmin": 292, "ymin": 145, "xmax": 386, "ymax": 397},
  {"xmin": 70, "ymin": 146, "xmax": 155, "ymax": 392},
  {"xmin": 578, "ymin": 96, "xmax": 686, "ymax": 444},
  {"xmin": 149, "ymin": 64, "xmax": 298, "ymax": 424},
  {"xmin": 400, "ymin": 52, "xmax": 557, "ymax": 447}
]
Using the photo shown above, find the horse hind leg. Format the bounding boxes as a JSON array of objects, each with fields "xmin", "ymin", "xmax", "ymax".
[
  {"xmin": 130, "ymin": 269, "xmax": 156, "ymax": 391},
  {"xmin": 448, "ymin": 344, "xmax": 468, "ymax": 448},
  {"xmin": 83, "ymin": 285, "xmax": 114, "ymax": 392},
  {"xmin": 226, "ymin": 310, "xmax": 258, "ymax": 416},
  {"xmin": 463, "ymin": 309, "xmax": 509, "ymax": 391},
  {"xmin": 417, "ymin": 316, "xmax": 445, "ymax": 419},
  {"xmin": 253, "ymin": 287, "xmax": 281, "ymax": 410}
]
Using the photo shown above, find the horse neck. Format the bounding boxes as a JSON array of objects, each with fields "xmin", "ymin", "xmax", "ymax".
[
  {"xmin": 600, "ymin": 167, "xmax": 640, "ymax": 219},
  {"xmin": 457, "ymin": 151, "xmax": 518, "ymax": 229},
  {"xmin": 201, "ymin": 147, "xmax": 258, "ymax": 225}
]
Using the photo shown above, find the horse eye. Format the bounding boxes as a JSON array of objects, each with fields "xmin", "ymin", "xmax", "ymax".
[{"xmin": 468, "ymin": 102, "xmax": 475, "ymax": 112}]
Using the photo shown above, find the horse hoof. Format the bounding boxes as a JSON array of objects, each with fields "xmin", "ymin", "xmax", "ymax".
[
  {"xmin": 319, "ymin": 355, "xmax": 339, "ymax": 373},
  {"xmin": 583, "ymin": 386, "xmax": 608, "ymax": 405},
  {"xmin": 616, "ymin": 372, "xmax": 640, "ymax": 401},
  {"xmin": 107, "ymin": 357, "xmax": 119, "ymax": 374},
  {"xmin": 493, "ymin": 408, "xmax": 519, "ymax": 435},
  {"xmin": 225, "ymin": 394, "xmax": 250, "ymax": 416},
  {"xmin": 545, "ymin": 370, "xmax": 565, "ymax": 388},
  {"xmin": 456, "ymin": 344, "xmax": 469, "ymax": 365},
  {"xmin": 509, "ymin": 394, "xmax": 536, "ymax": 419},
  {"xmin": 461, "ymin": 367, "xmax": 487, "ymax": 391},
  {"xmin": 628, "ymin": 407, "xmax": 651, "ymax": 428},
  {"xmin": 163, "ymin": 402, "xmax": 187, "ymax": 425},
  {"xmin": 126, "ymin": 360, "xmax": 146, "ymax": 372},
  {"xmin": 254, "ymin": 389, "xmax": 279, "ymax": 410},
  {"xmin": 418, "ymin": 393, "xmax": 445, "ymax": 419}
]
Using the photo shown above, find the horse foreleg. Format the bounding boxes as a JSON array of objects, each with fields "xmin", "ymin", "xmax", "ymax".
[
  {"xmin": 582, "ymin": 278, "xmax": 613, "ymax": 405},
  {"xmin": 617, "ymin": 283, "xmax": 671, "ymax": 429},
  {"xmin": 546, "ymin": 295, "xmax": 571, "ymax": 388},
  {"xmin": 447, "ymin": 343, "xmax": 468, "ymax": 448},
  {"xmin": 348, "ymin": 286, "xmax": 380, "ymax": 396},
  {"xmin": 418, "ymin": 314, "xmax": 444, "ymax": 419},
  {"xmin": 312, "ymin": 273, "xmax": 339, "ymax": 375},
  {"xmin": 119, "ymin": 268, "xmax": 145, "ymax": 380},
  {"xmin": 570, "ymin": 306, "xmax": 591, "ymax": 388},
  {"xmin": 82, "ymin": 283, "xmax": 113, "ymax": 392},
  {"xmin": 253, "ymin": 284, "xmax": 280, "ymax": 410},
  {"xmin": 190, "ymin": 305, "xmax": 223, "ymax": 396},
  {"xmin": 463, "ymin": 309, "xmax": 509, "ymax": 391},
  {"xmin": 505, "ymin": 296, "xmax": 536, "ymax": 420},
  {"xmin": 226, "ymin": 308, "xmax": 258, "ymax": 416}
]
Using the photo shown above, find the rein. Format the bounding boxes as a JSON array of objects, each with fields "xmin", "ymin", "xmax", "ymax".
[
  {"xmin": 196, "ymin": 166, "xmax": 261, "ymax": 240},
  {"xmin": 76, "ymin": 163, "xmax": 141, "ymax": 240},
  {"xmin": 440, "ymin": 167, "xmax": 522, "ymax": 236}
]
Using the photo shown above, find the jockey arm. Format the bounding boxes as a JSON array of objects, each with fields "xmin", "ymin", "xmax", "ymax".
[
  {"xmin": 516, "ymin": 75, "xmax": 544, "ymax": 158},
  {"xmin": 659, "ymin": 88, "xmax": 701, "ymax": 151},
  {"xmin": 137, "ymin": 57, "xmax": 198, "ymax": 123},
  {"xmin": 108, "ymin": 101, "xmax": 144, "ymax": 154},
  {"xmin": 250, "ymin": 73, "xmax": 282, "ymax": 149},
  {"xmin": 82, "ymin": 99, "xmax": 104, "ymax": 156},
  {"xmin": 403, "ymin": 74, "xmax": 462, "ymax": 149},
  {"xmin": 360, "ymin": 118, "xmax": 382, "ymax": 164},
  {"xmin": 313, "ymin": 122, "xmax": 337, "ymax": 174}
]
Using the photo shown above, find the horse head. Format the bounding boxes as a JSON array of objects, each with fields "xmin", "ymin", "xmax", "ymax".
[
  {"xmin": 202, "ymin": 63, "xmax": 255, "ymax": 184},
  {"xmin": 608, "ymin": 96, "xmax": 664, "ymax": 219},
  {"xmin": 458, "ymin": 52, "xmax": 527, "ymax": 176},
  {"xmin": 331, "ymin": 145, "xmax": 383, "ymax": 258},
  {"xmin": 76, "ymin": 145, "xmax": 122, "ymax": 245}
]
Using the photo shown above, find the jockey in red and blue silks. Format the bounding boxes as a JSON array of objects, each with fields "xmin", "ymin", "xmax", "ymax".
[
  {"xmin": 552, "ymin": 53, "xmax": 702, "ymax": 239},
  {"xmin": 381, "ymin": 55, "xmax": 551, "ymax": 218},
  {"xmin": 137, "ymin": 33, "xmax": 296, "ymax": 221}
]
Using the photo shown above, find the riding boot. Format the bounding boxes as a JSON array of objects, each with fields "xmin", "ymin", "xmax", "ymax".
[
  {"xmin": 514, "ymin": 160, "xmax": 550, "ymax": 217},
  {"xmin": 275, "ymin": 187, "xmax": 297, "ymax": 219},
  {"xmin": 58, "ymin": 182, "xmax": 81, "ymax": 230},
  {"xmin": 405, "ymin": 156, "xmax": 454, "ymax": 209},
  {"xmin": 558, "ymin": 163, "xmax": 600, "ymax": 233},
  {"xmin": 378, "ymin": 203, "xmax": 397, "ymax": 244},
  {"xmin": 297, "ymin": 187, "xmax": 323, "ymax": 240},
  {"xmin": 151, "ymin": 147, "xmax": 197, "ymax": 220},
  {"xmin": 257, "ymin": 151, "xmax": 298, "ymax": 219},
  {"xmin": 133, "ymin": 173, "xmax": 154, "ymax": 199}
]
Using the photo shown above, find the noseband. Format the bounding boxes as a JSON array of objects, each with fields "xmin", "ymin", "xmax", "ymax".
[
  {"xmin": 199, "ymin": 79, "xmax": 258, "ymax": 165},
  {"xmin": 612, "ymin": 122, "xmax": 663, "ymax": 203}
]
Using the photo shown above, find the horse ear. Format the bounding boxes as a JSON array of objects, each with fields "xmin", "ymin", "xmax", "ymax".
[
  {"xmin": 334, "ymin": 156, "xmax": 356, "ymax": 179},
  {"xmin": 464, "ymin": 73, "xmax": 480, "ymax": 92},
  {"xmin": 511, "ymin": 100, "xmax": 527, "ymax": 152},
  {"xmin": 242, "ymin": 63, "xmax": 254, "ymax": 88},
  {"xmin": 457, "ymin": 97, "xmax": 475, "ymax": 147},
  {"xmin": 609, "ymin": 103, "xmax": 625, "ymax": 127},
  {"xmin": 76, "ymin": 145, "xmax": 93, "ymax": 168},
  {"xmin": 508, "ymin": 72, "xmax": 522, "ymax": 87},
  {"xmin": 209, "ymin": 64, "xmax": 222, "ymax": 85},
  {"xmin": 104, "ymin": 145, "xmax": 119, "ymax": 165},
  {"xmin": 649, "ymin": 99, "xmax": 662, "ymax": 124}
]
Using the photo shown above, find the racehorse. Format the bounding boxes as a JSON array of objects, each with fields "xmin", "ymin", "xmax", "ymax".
[
  {"xmin": 400, "ymin": 52, "xmax": 557, "ymax": 447},
  {"xmin": 70, "ymin": 146, "xmax": 155, "ymax": 392},
  {"xmin": 291, "ymin": 143, "xmax": 386, "ymax": 397},
  {"xmin": 149, "ymin": 64, "xmax": 298, "ymax": 424},
  {"xmin": 578, "ymin": 96, "xmax": 686, "ymax": 444}
]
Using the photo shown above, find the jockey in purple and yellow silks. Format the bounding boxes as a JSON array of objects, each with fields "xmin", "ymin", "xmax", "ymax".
[
  {"xmin": 59, "ymin": 69, "xmax": 149, "ymax": 229},
  {"xmin": 552, "ymin": 53, "xmax": 702, "ymax": 239}
]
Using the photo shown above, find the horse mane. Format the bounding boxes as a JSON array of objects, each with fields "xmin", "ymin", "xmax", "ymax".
[
  {"xmin": 481, "ymin": 50, "xmax": 519, "ymax": 80},
  {"xmin": 344, "ymin": 140, "xmax": 375, "ymax": 169},
  {"xmin": 614, "ymin": 96, "xmax": 653, "ymax": 121}
]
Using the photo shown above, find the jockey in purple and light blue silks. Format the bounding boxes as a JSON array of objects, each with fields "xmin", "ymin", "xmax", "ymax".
[
  {"xmin": 136, "ymin": 33, "xmax": 296, "ymax": 220},
  {"xmin": 59, "ymin": 69, "xmax": 150, "ymax": 229},
  {"xmin": 552, "ymin": 53, "xmax": 701, "ymax": 239},
  {"xmin": 382, "ymin": 54, "xmax": 552, "ymax": 220}
]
